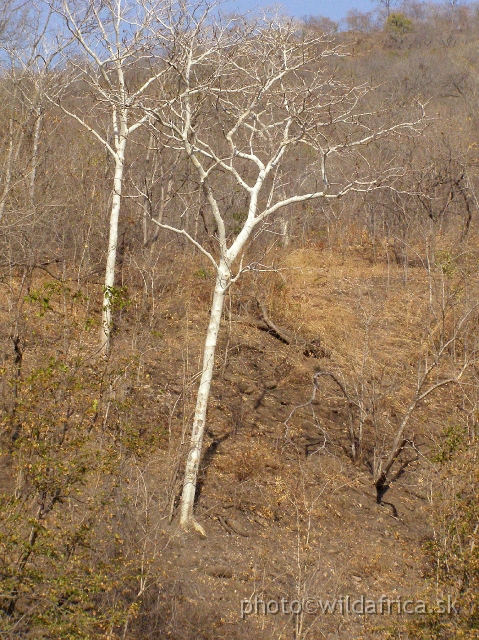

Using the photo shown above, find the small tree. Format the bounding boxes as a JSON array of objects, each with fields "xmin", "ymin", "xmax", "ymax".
[
  {"xmin": 146, "ymin": 12, "xmax": 425, "ymax": 533},
  {"xmin": 50, "ymin": 0, "xmax": 171, "ymax": 353},
  {"xmin": 385, "ymin": 12, "xmax": 413, "ymax": 44},
  {"xmin": 0, "ymin": 4, "xmax": 63, "ymax": 222},
  {"xmin": 372, "ymin": 252, "xmax": 478, "ymax": 499},
  {"xmin": 309, "ymin": 245, "xmax": 479, "ymax": 503}
]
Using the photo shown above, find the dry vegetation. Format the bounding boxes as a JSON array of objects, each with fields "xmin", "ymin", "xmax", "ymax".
[{"xmin": 1, "ymin": 1, "xmax": 479, "ymax": 638}]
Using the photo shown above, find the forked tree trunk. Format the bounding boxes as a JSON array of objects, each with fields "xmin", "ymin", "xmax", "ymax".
[
  {"xmin": 101, "ymin": 136, "xmax": 126, "ymax": 354},
  {"xmin": 179, "ymin": 261, "xmax": 230, "ymax": 533}
]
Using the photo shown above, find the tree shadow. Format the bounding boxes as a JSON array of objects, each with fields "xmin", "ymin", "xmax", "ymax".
[{"xmin": 194, "ymin": 432, "xmax": 231, "ymax": 505}]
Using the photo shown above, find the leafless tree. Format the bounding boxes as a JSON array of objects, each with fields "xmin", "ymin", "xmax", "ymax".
[
  {"xmin": 49, "ymin": 0, "xmax": 173, "ymax": 353},
  {"xmin": 372, "ymin": 253, "xmax": 478, "ymax": 499},
  {"xmin": 144, "ymin": 10, "xmax": 426, "ymax": 533},
  {"xmin": 0, "ymin": 3, "xmax": 63, "ymax": 223}
]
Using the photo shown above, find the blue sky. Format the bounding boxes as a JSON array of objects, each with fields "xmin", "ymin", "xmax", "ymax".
[
  {"xmin": 222, "ymin": 0, "xmax": 379, "ymax": 22},
  {"xmin": 222, "ymin": 0, "xmax": 468, "ymax": 22}
]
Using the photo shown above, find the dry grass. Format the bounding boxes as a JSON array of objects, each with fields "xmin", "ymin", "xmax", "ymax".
[{"xmin": 1, "ymin": 238, "xmax": 478, "ymax": 639}]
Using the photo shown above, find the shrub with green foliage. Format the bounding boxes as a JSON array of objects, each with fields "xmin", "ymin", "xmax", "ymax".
[
  {"xmin": 0, "ymin": 281, "xmax": 166, "ymax": 639},
  {"xmin": 409, "ymin": 425, "xmax": 479, "ymax": 638},
  {"xmin": 386, "ymin": 13, "xmax": 413, "ymax": 36}
]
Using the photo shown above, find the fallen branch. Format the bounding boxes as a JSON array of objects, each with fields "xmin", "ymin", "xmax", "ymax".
[
  {"xmin": 256, "ymin": 298, "xmax": 292, "ymax": 344},
  {"xmin": 228, "ymin": 301, "xmax": 330, "ymax": 359}
]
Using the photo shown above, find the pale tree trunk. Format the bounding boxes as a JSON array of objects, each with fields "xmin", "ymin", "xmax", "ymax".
[
  {"xmin": 281, "ymin": 218, "xmax": 290, "ymax": 247},
  {"xmin": 48, "ymin": 0, "xmax": 164, "ymax": 354},
  {"xmin": 0, "ymin": 119, "xmax": 15, "ymax": 223},
  {"xmin": 0, "ymin": 102, "xmax": 22, "ymax": 223},
  {"xmin": 150, "ymin": 176, "xmax": 173, "ymax": 247},
  {"xmin": 101, "ymin": 132, "xmax": 127, "ymax": 354},
  {"xmin": 29, "ymin": 109, "xmax": 43, "ymax": 208},
  {"xmin": 142, "ymin": 133, "xmax": 153, "ymax": 246},
  {"xmin": 179, "ymin": 261, "xmax": 230, "ymax": 533},
  {"xmin": 147, "ymin": 11, "xmax": 426, "ymax": 536}
]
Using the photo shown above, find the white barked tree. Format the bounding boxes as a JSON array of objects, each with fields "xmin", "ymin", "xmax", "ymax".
[
  {"xmin": 145, "ymin": 12, "xmax": 425, "ymax": 533},
  {"xmin": 50, "ymin": 0, "xmax": 176, "ymax": 353}
]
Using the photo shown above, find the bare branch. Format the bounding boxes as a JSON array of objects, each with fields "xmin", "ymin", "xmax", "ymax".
[{"xmin": 149, "ymin": 217, "xmax": 218, "ymax": 271}]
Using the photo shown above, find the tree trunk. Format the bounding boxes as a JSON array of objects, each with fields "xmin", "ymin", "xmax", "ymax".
[
  {"xmin": 179, "ymin": 261, "xmax": 230, "ymax": 533},
  {"xmin": 29, "ymin": 110, "xmax": 43, "ymax": 208},
  {"xmin": 0, "ymin": 103, "xmax": 22, "ymax": 223},
  {"xmin": 101, "ymin": 139, "xmax": 126, "ymax": 354}
]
